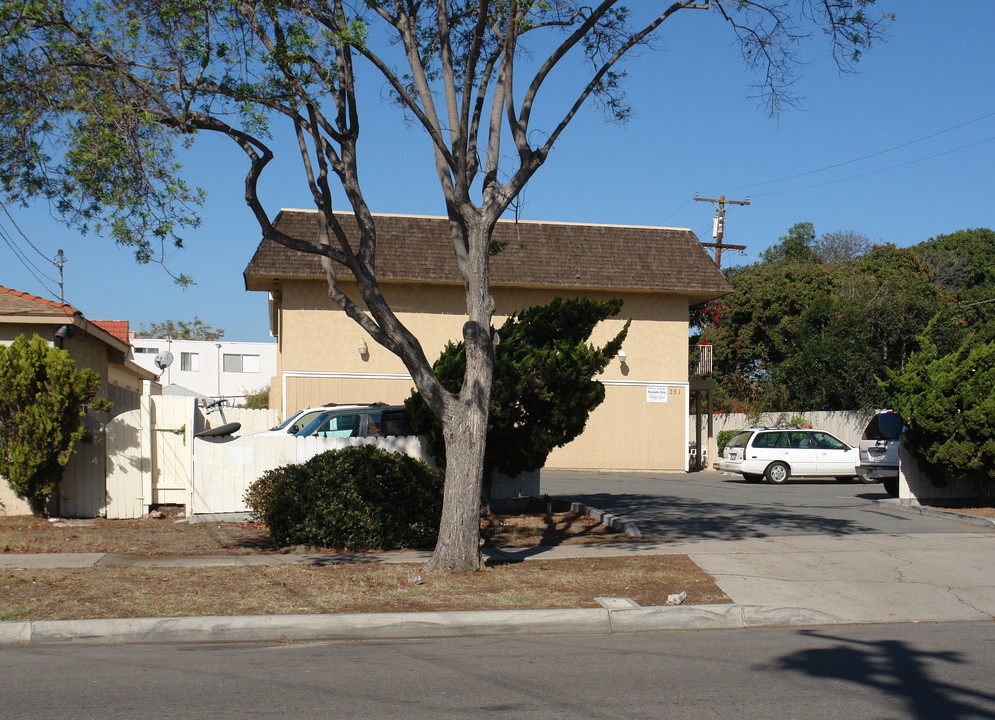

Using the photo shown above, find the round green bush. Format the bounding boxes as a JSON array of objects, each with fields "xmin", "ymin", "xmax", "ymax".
[{"xmin": 244, "ymin": 445, "xmax": 444, "ymax": 550}]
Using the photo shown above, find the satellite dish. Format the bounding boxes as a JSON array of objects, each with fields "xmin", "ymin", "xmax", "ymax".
[{"xmin": 154, "ymin": 351, "xmax": 174, "ymax": 371}]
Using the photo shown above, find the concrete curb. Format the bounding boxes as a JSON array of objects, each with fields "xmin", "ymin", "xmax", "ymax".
[
  {"xmin": 570, "ymin": 501, "xmax": 643, "ymax": 538},
  {"xmin": 892, "ymin": 501, "xmax": 995, "ymax": 527},
  {"xmin": 0, "ymin": 603, "xmax": 847, "ymax": 648}
]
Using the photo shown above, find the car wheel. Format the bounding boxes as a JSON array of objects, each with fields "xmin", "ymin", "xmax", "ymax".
[
  {"xmin": 764, "ymin": 462, "xmax": 789, "ymax": 484},
  {"xmin": 883, "ymin": 478, "xmax": 899, "ymax": 498},
  {"xmin": 835, "ymin": 476, "xmax": 855, "ymax": 483},
  {"xmin": 743, "ymin": 473, "xmax": 763, "ymax": 483}
]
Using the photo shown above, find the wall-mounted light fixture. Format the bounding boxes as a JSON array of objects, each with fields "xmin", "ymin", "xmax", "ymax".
[
  {"xmin": 617, "ymin": 349, "xmax": 627, "ymax": 362},
  {"xmin": 358, "ymin": 339, "xmax": 369, "ymax": 360}
]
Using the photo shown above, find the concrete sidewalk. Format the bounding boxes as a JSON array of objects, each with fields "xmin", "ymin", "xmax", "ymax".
[{"xmin": 3, "ymin": 524, "xmax": 994, "ymax": 647}]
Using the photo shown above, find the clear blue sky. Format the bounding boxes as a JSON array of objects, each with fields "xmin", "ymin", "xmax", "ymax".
[{"xmin": 2, "ymin": 1, "xmax": 992, "ymax": 342}]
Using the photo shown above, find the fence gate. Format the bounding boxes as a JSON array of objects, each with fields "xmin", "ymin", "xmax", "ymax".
[{"xmin": 104, "ymin": 404, "xmax": 152, "ymax": 519}]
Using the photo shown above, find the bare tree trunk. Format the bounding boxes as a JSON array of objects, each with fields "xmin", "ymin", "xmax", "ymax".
[
  {"xmin": 427, "ymin": 392, "xmax": 489, "ymax": 572},
  {"xmin": 424, "ymin": 319, "xmax": 494, "ymax": 572},
  {"xmin": 424, "ymin": 218, "xmax": 496, "ymax": 573}
]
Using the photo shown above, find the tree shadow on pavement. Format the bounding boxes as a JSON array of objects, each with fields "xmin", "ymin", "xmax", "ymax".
[
  {"xmin": 563, "ymin": 492, "xmax": 875, "ymax": 540},
  {"xmin": 776, "ymin": 629, "xmax": 995, "ymax": 720}
]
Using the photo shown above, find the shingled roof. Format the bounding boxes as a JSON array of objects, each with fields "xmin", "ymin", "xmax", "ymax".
[
  {"xmin": 0, "ymin": 285, "xmax": 79, "ymax": 319},
  {"xmin": 0, "ymin": 285, "xmax": 133, "ymax": 355},
  {"xmin": 244, "ymin": 211, "xmax": 731, "ymax": 304}
]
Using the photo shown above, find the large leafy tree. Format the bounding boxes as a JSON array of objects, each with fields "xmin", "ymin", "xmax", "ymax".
[
  {"xmin": 137, "ymin": 317, "xmax": 225, "ymax": 341},
  {"xmin": 881, "ymin": 230, "xmax": 995, "ymax": 500},
  {"xmin": 883, "ymin": 321, "xmax": 995, "ymax": 501},
  {"xmin": 0, "ymin": 1, "xmax": 890, "ymax": 571},
  {"xmin": 697, "ymin": 223, "xmax": 949, "ymax": 411},
  {"xmin": 915, "ymin": 228, "xmax": 995, "ymax": 355},
  {"xmin": 406, "ymin": 297, "xmax": 629, "ymax": 490},
  {"xmin": 0, "ymin": 335, "xmax": 108, "ymax": 515}
]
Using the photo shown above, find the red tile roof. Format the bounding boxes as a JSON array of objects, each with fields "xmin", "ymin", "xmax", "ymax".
[
  {"xmin": 244, "ymin": 211, "xmax": 731, "ymax": 304},
  {"xmin": 0, "ymin": 285, "xmax": 78, "ymax": 317},
  {"xmin": 92, "ymin": 320, "xmax": 130, "ymax": 345}
]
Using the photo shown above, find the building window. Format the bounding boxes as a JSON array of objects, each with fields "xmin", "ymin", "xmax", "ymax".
[
  {"xmin": 134, "ymin": 346, "xmax": 159, "ymax": 354},
  {"xmin": 223, "ymin": 353, "xmax": 260, "ymax": 373},
  {"xmin": 180, "ymin": 352, "xmax": 199, "ymax": 372}
]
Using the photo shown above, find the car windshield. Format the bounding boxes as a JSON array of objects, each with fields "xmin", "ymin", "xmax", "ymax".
[
  {"xmin": 271, "ymin": 411, "xmax": 304, "ymax": 431},
  {"xmin": 297, "ymin": 411, "xmax": 361, "ymax": 438},
  {"xmin": 296, "ymin": 412, "xmax": 333, "ymax": 437}
]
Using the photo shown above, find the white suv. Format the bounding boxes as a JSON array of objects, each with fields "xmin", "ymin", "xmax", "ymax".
[
  {"xmin": 720, "ymin": 427, "xmax": 860, "ymax": 484},
  {"xmin": 250, "ymin": 403, "xmax": 373, "ymax": 438},
  {"xmin": 856, "ymin": 411, "xmax": 903, "ymax": 497}
]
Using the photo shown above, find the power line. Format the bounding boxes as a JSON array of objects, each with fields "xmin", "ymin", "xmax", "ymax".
[
  {"xmin": 0, "ymin": 202, "xmax": 64, "ymax": 302},
  {"xmin": 725, "ymin": 110, "xmax": 995, "ymax": 192},
  {"xmin": 0, "ymin": 227, "xmax": 61, "ymax": 300},
  {"xmin": 753, "ymin": 136, "xmax": 995, "ymax": 198},
  {"xmin": 660, "ymin": 194, "xmax": 696, "ymax": 224},
  {"xmin": 0, "ymin": 202, "xmax": 60, "ymax": 265}
]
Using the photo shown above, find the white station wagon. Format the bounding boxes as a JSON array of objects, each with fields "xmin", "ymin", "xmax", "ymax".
[{"xmin": 720, "ymin": 427, "xmax": 861, "ymax": 484}]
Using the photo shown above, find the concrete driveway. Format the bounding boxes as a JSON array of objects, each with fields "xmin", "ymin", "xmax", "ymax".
[{"xmin": 539, "ymin": 469, "xmax": 990, "ymax": 540}]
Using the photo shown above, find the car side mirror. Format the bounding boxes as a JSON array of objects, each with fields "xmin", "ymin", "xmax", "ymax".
[{"xmin": 289, "ymin": 425, "xmax": 299, "ymax": 434}]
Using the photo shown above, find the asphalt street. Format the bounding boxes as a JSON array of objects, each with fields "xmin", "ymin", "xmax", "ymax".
[
  {"xmin": 540, "ymin": 469, "xmax": 989, "ymax": 540},
  {"xmin": 2, "ymin": 622, "xmax": 994, "ymax": 719}
]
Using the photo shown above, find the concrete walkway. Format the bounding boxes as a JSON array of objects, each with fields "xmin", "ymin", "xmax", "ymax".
[{"xmin": 2, "ymin": 507, "xmax": 994, "ymax": 647}]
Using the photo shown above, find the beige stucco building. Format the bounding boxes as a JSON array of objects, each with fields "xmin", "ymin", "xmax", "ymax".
[{"xmin": 244, "ymin": 211, "xmax": 730, "ymax": 472}]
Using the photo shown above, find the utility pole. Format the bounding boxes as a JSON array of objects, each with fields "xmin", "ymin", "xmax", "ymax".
[
  {"xmin": 54, "ymin": 249, "xmax": 66, "ymax": 303},
  {"xmin": 694, "ymin": 194, "xmax": 749, "ymax": 268}
]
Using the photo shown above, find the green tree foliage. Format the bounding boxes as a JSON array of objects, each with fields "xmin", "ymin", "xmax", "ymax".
[
  {"xmin": 883, "ymin": 323, "xmax": 995, "ymax": 501},
  {"xmin": 407, "ymin": 297, "xmax": 629, "ymax": 480},
  {"xmin": 241, "ymin": 386, "xmax": 270, "ymax": 410},
  {"xmin": 914, "ymin": 228, "xmax": 995, "ymax": 354},
  {"xmin": 137, "ymin": 317, "xmax": 224, "ymax": 341},
  {"xmin": 760, "ymin": 222, "xmax": 819, "ymax": 264},
  {"xmin": 0, "ymin": 335, "xmax": 108, "ymax": 515},
  {"xmin": 696, "ymin": 223, "xmax": 950, "ymax": 411},
  {"xmin": 244, "ymin": 445, "xmax": 444, "ymax": 550}
]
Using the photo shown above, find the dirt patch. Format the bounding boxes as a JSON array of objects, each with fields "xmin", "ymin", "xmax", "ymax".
[
  {"xmin": 0, "ymin": 509, "xmax": 642, "ymax": 555},
  {"xmin": 481, "ymin": 510, "xmax": 641, "ymax": 547},
  {"xmin": 0, "ymin": 516, "xmax": 273, "ymax": 555},
  {"xmin": 923, "ymin": 505, "xmax": 995, "ymax": 520},
  {"xmin": 0, "ymin": 555, "xmax": 728, "ymax": 622}
]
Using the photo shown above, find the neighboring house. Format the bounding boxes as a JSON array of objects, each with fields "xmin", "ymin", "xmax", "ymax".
[
  {"xmin": 0, "ymin": 286, "xmax": 157, "ymax": 414},
  {"xmin": 244, "ymin": 211, "xmax": 731, "ymax": 472},
  {"xmin": 0, "ymin": 285, "xmax": 159, "ymax": 515},
  {"xmin": 128, "ymin": 334, "xmax": 277, "ymax": 406}
]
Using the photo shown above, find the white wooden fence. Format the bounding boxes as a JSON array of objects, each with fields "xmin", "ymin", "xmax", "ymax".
[
  {"xmin": 1, "ymin": 396, "xmax": 279, "ymax": 518},
  {"xmin": 0, "ymin": 395, "xmax": 436, "ymax": 519},
  {"xmin": 192, "ymin": 434, "xmax": 431, "ymax": 515}
]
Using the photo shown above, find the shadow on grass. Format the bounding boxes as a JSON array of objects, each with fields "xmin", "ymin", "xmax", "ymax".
[
  {"xmin": 777, "ymin": 629, "xmax": 995, "ymax": 720},
  {"xmin": 557, "ymin": 492, "xmax": 878, "ymax": 540}
]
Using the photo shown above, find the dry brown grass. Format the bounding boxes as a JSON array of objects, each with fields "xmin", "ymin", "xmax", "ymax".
[
  {"xmin": 0, "ymin": 556, "xmax": 728, "ymax": 622},
  {"xmin": 0, "ymin": 509, "xmax": 640, "ymax": 555},
  {"xmin": 0, "ymin": 511, "xmax": 728, "ymax": 622},
  {"xmin": 924, "ymin": 505, "xmax": 995, "ymax": 519}
]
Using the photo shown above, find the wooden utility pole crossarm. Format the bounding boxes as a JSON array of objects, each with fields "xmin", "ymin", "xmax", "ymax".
[{"xmin": 695, "ymin": 193, "xmax": 749, "ymax": 268}]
